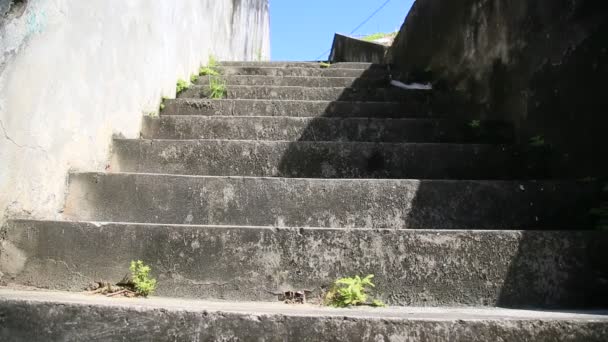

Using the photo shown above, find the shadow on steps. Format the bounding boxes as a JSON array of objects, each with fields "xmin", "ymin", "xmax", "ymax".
[{"xmin": 275, "ymin": 64, "xmax": 607, "ymax": 309}]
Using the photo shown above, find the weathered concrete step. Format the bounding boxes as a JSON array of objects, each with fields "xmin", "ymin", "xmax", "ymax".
[
  {"xmin": 2, "ymin": 290, "xmax": 607, "ymax": 342},
  {"xmin": 219, "ymin": 61, "xmax": 382, "ymax": 70},
  {"xmin": 64, "ymin": 173, "xmax": 599, "ymax": 229},
  {"xmin": 180, "ymin": 85, "xmax": 424, "ymax": 102},
  {"xmin": 163, "ymin": 99, "xmax": 431, "ymax": 118},
  {"xmin": 4, "ymin": 220, "xmax": 607, "ymax": 308},
  {"xmin": 142, "ymin": 116, "xmax": 513, "ymax": 143},
  {"xmin": 195, "ymin": 75, "xmax": 386, "ymax": 87},
  {"xmin": 112, "ymin": 140, "xmax": 528, "ymax": 179},
  {"xmin": 219, "ymin": 66, "xmax": 388, "ymax": 77}
]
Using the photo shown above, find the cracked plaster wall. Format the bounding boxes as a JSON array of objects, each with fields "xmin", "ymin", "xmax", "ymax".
[{"xmin": 0, "ymin": 0, "xmax": 270, "ymax": 224}]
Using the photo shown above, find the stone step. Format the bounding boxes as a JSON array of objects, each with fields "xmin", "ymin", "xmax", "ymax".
[
  {"xmin": 218, "ymin": 61, "xmax": 382, "ymax": 70},
  {"xmin": 64, "ymin": 172, "xmax": 599, "ymax": 229},
  {"xmin": 162, "ymin": 99, "xmax": 430, "ymax": 118},
  {"xmin": 4, "ymin": 220, "xmax": 607, "ymax": 308},
  {"xmin": 195, "ymin": 75, "xmax": 387, "ymax": 88},
  {"xmin": 112, "ymin": 140, "xmax": 529, "ymax": 179},
  {"xmin": 179, "ymin": 85, "xmax": 425, "ymax": 102},
  {"xmin": 218, "ymin": 66, "xmax": 387, "ymax": 78},
  {"xmin": 1, "ymin": 289, "xmax": 607, "ymax": 342},
  {"xmin": 142, "ymin": 116, "xmax": 513, "ymax": 143}
]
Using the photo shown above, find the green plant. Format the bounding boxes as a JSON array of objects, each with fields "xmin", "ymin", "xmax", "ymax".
[
  {"xmin": 319, "ymin": 62, "xmax": 331, "ymax": 69},
  {"xmin": 199, "ymin": 55, "xmax": 220, "ymax": 76},
  {"xmin": 469, "ymin": 120, "xmax": 481, "ymax": 129},
  {"xmin": 207, "ymin": 76, "xmax": 227, "ymax": 99},
  {"xmin": 159, "ymin": 96, "xmax": 168, "ymax": 111},
  {"xmin": 176, "ymin": 79, "xmax": 189, "ymax": 95},
  {"xmin": 190, "ymin": 74, "xmax": 200, "ymax": 83},
  {"xmin": 529, "ymin": 135, "xmax": 546, "ymax": 147},
  {"xmin": 325, "ymin": 274, "xmax": 385, "ymax": 308},
  {"xmin": 129, "ymin": 260, "xmax": 157, "ymax": 297},
  {"xmin": 361, "ymin": 32, "xmax": 397, "ymax": 42}
]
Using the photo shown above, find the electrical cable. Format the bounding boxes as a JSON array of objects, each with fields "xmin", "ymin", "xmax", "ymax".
[{"xmin": 313, "ymin": 0, "xmax": 393, "ymax": 60}]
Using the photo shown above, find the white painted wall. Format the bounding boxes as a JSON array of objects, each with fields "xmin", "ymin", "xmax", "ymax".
[{"xmin": 0, "ymin": 0, "xmax": 270, "ymax": 223}]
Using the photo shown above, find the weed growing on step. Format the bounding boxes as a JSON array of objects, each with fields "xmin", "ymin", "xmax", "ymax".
[
  {"xmin": 190, "ymin": 74, "xmax": 200, "ymax": 83},
  {"xmin": 207, "ymin": 76, "xmax": 227, "ymax": 99},
  {"xmin": 325, "ymin": 274, "xmax": 385, "ymax": 308},
  {"xmin": 176, "ymin": 79, "xmax": 189, "ymax": 95},
  {"xmin": 200, "ymin": 55, "xmax": 220, "ymax": 76},
  {"xmin": 85, "ymin": 261, "xmax": 157, "ymax": 298},
  {"xmin": 319, "ymin": 62, "xmax": 331, "ymax": 69},
  {"xmin": 159, "ymin": 96, "xmax": 168, "ymax": 111},
  {"xmin": 130, "ymin": 260, "xmax": 157, "ymax": 297},
  {"xmin": 469, "ymin": 120, "xmax": 481, "ymax": 129},
  {"xmin": 529, "ymin": 135, "xmax": 546, "ymax": 147}
]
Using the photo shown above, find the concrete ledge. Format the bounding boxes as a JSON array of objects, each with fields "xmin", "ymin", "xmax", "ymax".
[
  {"xmin": 141, "ymin": 116, "xmax": 513, "ymax": 143},
  {"xmin": 218, "ymin": 61, "xmax": 381, "ymax": 70},
  {"xmin": 330, "ymin": 33, "xmax": 389, "ymax": 63},
  {"xmin": 218, "ymin": 66, "xmax": 388, "ymax": 77},
  {"xmin": 111, "ymin": 139, "xmax": 529, "ymax": 179},
  {"xmin": 3, "ymin": 220, "xmax": 608, "ymax": 307},
  {"xmin": 162, "ymin": 99, "xmax": 432, "ymax": 118},
  {"xmin": 179, "ymin": 85, "xmax": 429, "ymax": 102},
  {"xmin": 0, "ymin": 289, "xmax": 607, "ymax": 341},
  {"xmin": 195, "ymin": 75, "xmax": 387, "ymax": 87},
  {"xmin": 63, "ymin": 173, "xmax": 600, "ymax": 229}
]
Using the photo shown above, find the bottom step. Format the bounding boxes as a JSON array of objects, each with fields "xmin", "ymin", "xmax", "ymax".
[{"xmin": 0, "ymin": 289, "xmax": 606, "ymax": 342}]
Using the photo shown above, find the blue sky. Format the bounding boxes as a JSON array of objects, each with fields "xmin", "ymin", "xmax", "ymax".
[{"xmin": 270, "ymin": 0, "xmax": 415, "ymax": 61}]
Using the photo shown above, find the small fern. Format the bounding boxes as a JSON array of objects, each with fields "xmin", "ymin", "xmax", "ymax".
[
  {"xmin": 130, "ymin": 260, "xmax": 157, "ymax": 297},
  {"xmin": 325, "ymin": 274, "xmax": 385, "ymax": 308}
]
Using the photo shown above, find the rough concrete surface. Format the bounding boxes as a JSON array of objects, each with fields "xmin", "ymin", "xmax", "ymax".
[
  {"xmin": 180, "ymin": 85, "xmax": 429, "ymax": 102},
  {"xmin": 218, "ymin": 62, "xmax": 379, "ymax": 70},
  {"xmin": 219, "ymin": 66, "xmax": 388, "ymax": 78},
  {"xmin": 111, "ymin": 139, "xmax": 530, "ymax": 179},
  {"xmin": 63, "ymin": 172, "xmax": 600, "ymax": 229},
  {"xmin": 162, "ymin": 99, "xmax": 431, "ymax": 118},
  {"xmin": 2, "ymin": 220, "xmax": 607, "ymax": 307},
  {"xmin": 0, "ymin": 0, "xmax": 270, "ymax": 225},
  {"xmin": 1, "ymin": 289, "xmax": 607, "ymax": 342},
  {"xmin": 195, "ymin": 75, "xmax": 386, "ymax": 87},
  {"xmin": 141, "ymin": 116, "xmax": 513, "ymax": 143}
]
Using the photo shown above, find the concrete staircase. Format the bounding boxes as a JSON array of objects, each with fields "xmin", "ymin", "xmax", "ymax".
[{"xmin": 1, "ymin": 62, "xmax": 607, "ymax": 341}]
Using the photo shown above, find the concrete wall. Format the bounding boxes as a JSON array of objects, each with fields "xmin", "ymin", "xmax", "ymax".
[
  {"xmin": 0, "ymin": 0, "xmax": 270, "ymax": 224},
  {"xmin": 329, "ymin": 34, "xmax": 388, "ymax": 63},
  {"xmin": 388, "ymin": 0, "xmax": 608, "ymax": 177}
]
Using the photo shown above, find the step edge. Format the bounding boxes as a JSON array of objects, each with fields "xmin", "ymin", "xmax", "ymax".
[{"xmin": 2, "ymin": 289, "xmax": 607, "ymax": 321}]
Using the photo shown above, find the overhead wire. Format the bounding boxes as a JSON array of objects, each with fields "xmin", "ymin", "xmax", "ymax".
[{"xmin": 313, "ymin": 0, "xmax": 393, "ymax": 60}]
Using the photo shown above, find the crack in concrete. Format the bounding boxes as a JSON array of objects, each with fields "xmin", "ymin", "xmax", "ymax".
[{"xmin": 0, "ymin": 119, "xmax": 47, "ymax": 153}]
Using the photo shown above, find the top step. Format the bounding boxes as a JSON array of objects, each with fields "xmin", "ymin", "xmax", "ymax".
[{"xmin": 219, "ymin": 61, "xmax": 384, "ymax": 70}]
